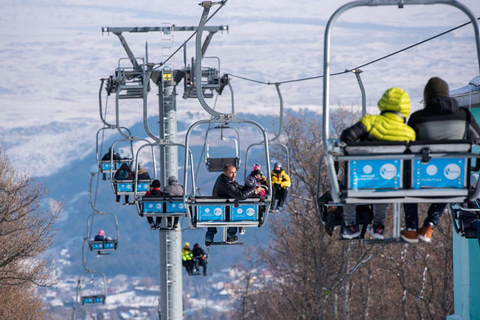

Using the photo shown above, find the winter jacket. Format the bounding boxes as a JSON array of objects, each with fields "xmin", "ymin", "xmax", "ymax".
[
  {"xmin": 212, "ymin": 173, "xmax": 255, "ymax": 199},
  {"xmin": 145, "ymin": 188, "xmax": 164, "ymax": 197},
  {"xmin": 248, "ymin": 170, "xmax": 268, "ymax": 186},
  {"xmin": 165, "ymin": 182, "xmax": 184, "ymax": 196},
  {"xmin": 408, "ymin": 96, "xmax": 480, "ymax": 140},
  {"xmin": 271, "ymin": 169, "xmax": 291, "ymax": 189},
  {"xmin": 182, "ymin": 248, "xmax": 193, "ymax": 261},
  {"xmin": 114, "ymin": 163, "xmax": 134, "ymax": 180},
  {"xmin": 137, "ymin": 169, "xmax": 150, "ymax": 180},
  {"xmin": 341, "ymin": 87, "xmax": 416, "ymax": 143},
  {"xmin": 192, "ymin": 247, "xmax": 206, "ymax": 259}
]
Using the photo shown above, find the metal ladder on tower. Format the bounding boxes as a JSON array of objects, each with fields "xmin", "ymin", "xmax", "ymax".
[{"xmin": 164, "ymin": 231, "xmax": 179, "ymax": 318}]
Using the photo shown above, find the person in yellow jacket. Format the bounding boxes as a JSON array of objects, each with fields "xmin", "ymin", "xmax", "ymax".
[
  {"xmin": 181, "ymin": 242, "xmax": 194, "ymax": 275},
  {"xmin": 270, "ymin": 162, "xmax": 291, "ymax": 212},
  {"xmin": 340, "ymin": 87, "xmax": 416, "ymax": 240}
]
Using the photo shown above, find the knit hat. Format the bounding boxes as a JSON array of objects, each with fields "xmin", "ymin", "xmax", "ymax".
[
  {"xmin": 424, "ymin": 77, "xmax": 449, "ymax": 103},
  {"xmin": 253, "ymin": 163, "xmax": 261, "ymax": 171},
  {"xmin": 245, "ymin": 176, "xmax": 256, "ymax": 188},
  {"xmin": 377, "ymin": 87, "xmax": 411, "ymax": 118},
  {"xmin": 152, "ymin": 179, "xmax": 161, "ymax": 188},
  {"xmin": 98, "ymin": 230, "xmax": 105, "ymax": 237},
  {"xmin": 194, "ymin": 243, "xmax": 199, "ymax": 248},
  {"xmin": 168, "ymin": 175, "xmax": 178, "ymax": 184},
  {"xmin": 471, "ymin": 173, "xmax": 479, "ymax": 187}
]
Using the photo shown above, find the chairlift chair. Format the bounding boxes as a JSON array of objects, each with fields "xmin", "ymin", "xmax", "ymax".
[
  {"xmin": 204, "ymin": 125, "xmax": 241, "ymax": 172},
  {"xmin": 319, "ymin": 0, "xmax": 480, "ymax": 242},
  {"xmin": 110, "ymin": 138, "xmax": 152, "ymax": 203},
  {"xmin": 86, "ymin": 212, "xmax": 119, "ymax": 255},
  {"xmin": 96, "ymin": 128, "xmax": 134, "ymax": 179},
  {"xmin": 78, "ymin": 270, "xmax": 107, "ymax": 306},
  {"xmin": 184, "ymin": 115, "xmax": 272, "ymax": 244},
  {"xmin": 134, "ymin": 141, "xmax": 195, "ymax": 222}
]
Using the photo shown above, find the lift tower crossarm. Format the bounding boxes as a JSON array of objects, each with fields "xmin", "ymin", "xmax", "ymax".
[
  {"xmin": 102, "ymin": 26, "xmax": 229, "ymax": 72},
  {"xmin": 102, "ymin": 26, "xmax": 228, "ymax": 34}
]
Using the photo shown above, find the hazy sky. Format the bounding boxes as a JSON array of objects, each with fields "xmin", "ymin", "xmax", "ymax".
[{"xmin": 1, "ymin": 0, "xmax": 479, "ymax": 177}]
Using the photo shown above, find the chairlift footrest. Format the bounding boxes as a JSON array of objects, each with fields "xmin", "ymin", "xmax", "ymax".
[{"xmin": 211, "ymin": 241, "xmax": 244, "ymax": 246}]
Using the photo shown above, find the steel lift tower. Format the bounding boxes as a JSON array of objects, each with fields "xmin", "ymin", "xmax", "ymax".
[{"xmin": 102, "ymin": 24, "xmax": 228, "ymax": 319}]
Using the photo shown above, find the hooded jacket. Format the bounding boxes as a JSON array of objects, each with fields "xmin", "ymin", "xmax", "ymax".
[
  {"xmin": 165, "ymin": 181, "xmax": 184, "ymax": 196},
  {"xmin": 340, "ymin": 87, "xmax": 416, "ymax": 143},
  {"xmin": 408, "ymin": 96, "xmax": 480, "ymax": 140},
  {"xmin": 212, "ymin": 173, "xmax": 255, "ymax": 199}
]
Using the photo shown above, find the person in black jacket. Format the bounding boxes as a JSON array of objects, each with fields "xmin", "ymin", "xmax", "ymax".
[
  {"xmin": 101, "ymin": 147, "xmax": 121, "ymax": 180},
  {"xmin": 192, "ymin": 243, "xmax": 208, "ymax": 276},
  {"xmin": 205, "ymin": 164, "xmax": 264, "ymax": 246},
  {"xmin": 401, "ymin": 77, "xmax": 480, "ymax": 243},
  {"xmin": 114, "ymin": 162, "xmax": 134, "ymax": 204}
]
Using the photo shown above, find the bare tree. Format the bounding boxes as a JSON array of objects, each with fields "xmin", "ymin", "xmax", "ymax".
[{"xmin": 0, "ymin": 147, "xmax": 61, "ymax": 319}]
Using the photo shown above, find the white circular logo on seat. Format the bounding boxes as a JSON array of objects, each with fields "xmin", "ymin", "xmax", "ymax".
[
  {"xmin": 156, "ymin": 204, "xmax": 162, "ymax": 209},
  {"xmin": 426, "ymin": 165, "xmax": 437, "ymax": 176},
  {"xmin": 246, "ymin": 208, "xmax": 255, "ymax": 216},
  {"xmin": 214, "ymin": 208, "xmax": 223, "ymax": 216},
  {"xmin": 444, "ymin": 164, "xmax": 461, "ymax": 180},
  {"xmin": 363, "ymin": 165, "xmax": 373, "ymax": 174},
  {"xmin": 179, "ymin": 203, "xmax": 185, "ymax": 209},
  {"xmin": 380, "ymin": 163, "xmax": 397, "ymax": 180},
  {"xmin": 237, "ymin": 208, "xmax": 243, "ymax": 214}
]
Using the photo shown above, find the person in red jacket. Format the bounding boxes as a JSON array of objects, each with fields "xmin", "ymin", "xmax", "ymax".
[{"xmin": 144, "ymin": 179, "xmax": 164, "ymax": 230}]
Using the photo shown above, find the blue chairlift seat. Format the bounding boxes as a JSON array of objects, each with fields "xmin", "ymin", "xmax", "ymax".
[
  {"xmin": 114, "ymin": 179, "xmax": 150, "ymax": 195},
  {"xmin": 82, "ymin": 295, "xmax": 106, "ymax": 305},
  {"xmin": 328, "ymin": 140, "xmax": 479, "ymax": 204},
  {"xmin": 186, "ymin": 196, "xmax": 268, "ymax": 228},
  {"xmin": 99, "ymin": 160, "xmax": 131, "ymax": 175},
  {"xmin": 89, "ymin": 239, "xmax": 118, "ymax": 251},
  {"xmin": 138, "ymin": 196, "xmax": 187, "ymax": 218}
]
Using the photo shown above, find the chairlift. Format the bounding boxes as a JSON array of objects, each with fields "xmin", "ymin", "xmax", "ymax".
[
  {"xmin": 87, "ymin": 172, "xmax": 120, "ymax": 254},
  {"xmin": 78, "ymin": 270, "xmax": 107, "ymax": 306},
  {"xmin": 134, "ymin": 141, "xmax": 195, "ymax": 222},
  {"xmin": 109, "ymin": 138, "xmax": 153, "ymax": 204},
  {"xmin": 183, "ymin": 115, "xmax": 272, "ymax": 242},
  {"xmin": 96, "ymin": 128, "xmax": 134, "ymax": 179},
  {"xmin": 86, "ymin": 212, "xmax": 119, "ymax": 255},
  {"xmin": 204, "ymin": 125, "xmax": 241, "ymax": 172},
  {"xmin": 319, "ymin": 0, "xmax": 480, "ymax": 242}
]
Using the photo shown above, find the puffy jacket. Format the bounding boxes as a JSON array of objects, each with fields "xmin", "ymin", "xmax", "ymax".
[
  {"xmin": 212, "ymin": 173, "xmax": 255, "ymax": 199},
  {"xmin": 341, "ymin": 87, "xmax": 416, "ymax": 143},
  {"xmin": 408, "ymin": 96, "xmax": 480, "ymax": 140},
  {"xmin": 165, "ymin": 182, "xmax": 184, "ymax": 196},
  {"xmin": 271, "ymin": 169, "xmax": 291, "ymax": 188},
  {"xmin": 182, "ymin": 248, "xmax": 193, "ymax": 261}
]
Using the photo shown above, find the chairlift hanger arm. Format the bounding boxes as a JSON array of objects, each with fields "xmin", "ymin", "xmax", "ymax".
[{"xmin": 195, "ymin": 2, "xmax": 228, "ymax": 117}]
